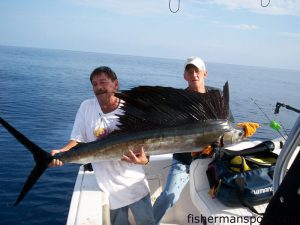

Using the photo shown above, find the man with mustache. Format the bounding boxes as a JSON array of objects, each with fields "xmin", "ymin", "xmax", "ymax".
[{"xmin": 49, "ymin": 66, "xmax": 155, "ymax": 225}]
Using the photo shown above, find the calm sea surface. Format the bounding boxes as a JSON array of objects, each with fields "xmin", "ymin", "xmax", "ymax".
[{"xmin": 0, "ymin": 45, "xmax": 299, "ymax": 225}]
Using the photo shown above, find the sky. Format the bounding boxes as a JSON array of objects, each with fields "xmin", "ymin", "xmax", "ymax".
[{"xmin": 0, "ymin": 0, "xmax": 300, "ymax": 71}]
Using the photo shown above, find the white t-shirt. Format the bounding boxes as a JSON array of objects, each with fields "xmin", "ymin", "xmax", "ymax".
[{"xmin": 70, "ymin": 98, "xmax": 150, "ymax": 209}]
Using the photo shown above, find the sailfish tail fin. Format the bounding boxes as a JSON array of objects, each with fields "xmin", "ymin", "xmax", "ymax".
[{"xmin": 0, "ymin": 117, "xmax": 53, "ymax": 205}]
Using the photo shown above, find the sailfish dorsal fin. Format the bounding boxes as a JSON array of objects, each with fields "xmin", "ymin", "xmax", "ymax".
[{"xmin": 114, "ymin": 82, "xmax": 230, "ymax": 133}]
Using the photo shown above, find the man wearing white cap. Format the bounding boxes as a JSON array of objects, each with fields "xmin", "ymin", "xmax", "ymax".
[
  {"xmin": 152, "ymin": 56, "xmax": 259, "ymax": 224},
  {"xmin": 183, "ymin": 56, "xmax": 207, "ymax": 92}
]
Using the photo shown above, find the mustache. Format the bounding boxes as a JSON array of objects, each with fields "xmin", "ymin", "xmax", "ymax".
[
  {"xmin": 95, "ymin": 89, "xmax": 107, "ymax": 95},
  {"xmin": 94, "ymin": 89, "xmax": 117, "ymax": 96}
]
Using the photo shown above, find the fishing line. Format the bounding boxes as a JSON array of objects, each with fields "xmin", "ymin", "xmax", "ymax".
[
  {"xmin": 251, "ymin": 98, "xmax": 273, "ymax": 122},
  {"xmin": 277, "ymin": 118, "xmax": 289, "ymax": 137},
  {"xmin": 251, "ymin": 98, "xmax": 286, "ymax": 140},
  {"xmin": 273, "ymin": 106, "xmax": 289, "ymax": 137}
]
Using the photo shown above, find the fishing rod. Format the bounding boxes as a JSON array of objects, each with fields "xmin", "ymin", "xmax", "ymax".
[{"xmin": 251, "ymin": 98, "xmax": 287, "ymax": 140}]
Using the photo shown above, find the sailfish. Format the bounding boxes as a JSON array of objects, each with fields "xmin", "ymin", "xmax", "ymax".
[{"xmin": 0, "ymin": 81, "xmax": 244, "ymax": 205}]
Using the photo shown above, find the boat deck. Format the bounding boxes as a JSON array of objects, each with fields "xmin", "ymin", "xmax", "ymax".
[
  {"xmin": 66, "ymin": 167, "xmax": 110, "ymax": 225},
  {"xmin": 66, "ymin": 154, "xmax": 200, "ymax": 225}
]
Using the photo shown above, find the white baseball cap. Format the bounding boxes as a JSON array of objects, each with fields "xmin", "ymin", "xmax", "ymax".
[{"xmin": 185, "ymin": 56, "xmax": 206, "ymax": 71}]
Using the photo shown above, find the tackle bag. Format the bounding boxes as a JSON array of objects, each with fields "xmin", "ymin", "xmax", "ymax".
[{"xmin": 206, "ymin": 141, "xmax": 278, "ymax": 214}]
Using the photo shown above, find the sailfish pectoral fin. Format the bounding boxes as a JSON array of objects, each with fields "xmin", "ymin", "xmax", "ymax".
[{"xmin": 0, "ymin": 117, "xmax": 53, "ymax": 205}]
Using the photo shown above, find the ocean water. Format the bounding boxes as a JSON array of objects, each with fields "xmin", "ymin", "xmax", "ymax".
[{"xmin": 0, "ymin": 45, "xmax": 299, "ymax": 225}]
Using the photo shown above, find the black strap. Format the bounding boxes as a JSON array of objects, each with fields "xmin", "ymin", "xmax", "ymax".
[
  {"xmin": 235, "ymin": 177, "xmax": 264, "ymax": 215},
  {"xmin": 223, "ymin": 141, "xmax": 275, "ymax": 156}
]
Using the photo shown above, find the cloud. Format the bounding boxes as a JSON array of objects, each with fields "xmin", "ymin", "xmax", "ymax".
[
  {"xmin": 223, "ymin": 24, "xmax": 259, "ymax": 30},
  {"xmin": 278, "ymin": 32, "xmax": 300, "ymax": 37},
  {"xmin": 212, "ymin": 21, "xmax": 259, "ymax": 30},
  {"xmin": 71, "ymin": 0, "xmax": 300, "ymax": 17},
  {"xmin": 207, "ymin": 0, "xmax": 300, "ymax": 16},
  {"xmin": 71, "ymin": 0, "xmax": 168, "ymax": 16}
]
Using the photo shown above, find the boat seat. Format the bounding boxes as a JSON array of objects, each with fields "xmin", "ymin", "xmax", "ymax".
[{"xmin": 189, "ymin": 158, "xmax": 267, "ymax": 225}]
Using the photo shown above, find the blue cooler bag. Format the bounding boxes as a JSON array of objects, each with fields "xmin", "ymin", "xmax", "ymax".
[{"xmin": 206, "ymin": 142, "xmax": 277, "ymax": 214}]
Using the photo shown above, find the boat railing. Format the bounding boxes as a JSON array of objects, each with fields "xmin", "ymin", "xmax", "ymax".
[{"xmin": 273, "ymin": 115, "xmax": 300, "ymax": 193}]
